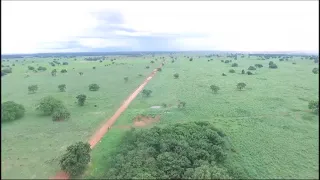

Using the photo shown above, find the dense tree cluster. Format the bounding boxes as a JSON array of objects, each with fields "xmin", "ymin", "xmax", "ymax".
[
  {"xmin": 1, "ymin": 101, "xmax": 25, "ymax": 123},
  {"xmin": 308, "ymin": 100, "xmax": 319, "ymax": 114},
  {"xmin": 104, "ymin": 122, "xmax": 232, "ymax": 179},
  {"xmin": 36, "ymin": 96, "xmax": 70, "ymax": 121}
]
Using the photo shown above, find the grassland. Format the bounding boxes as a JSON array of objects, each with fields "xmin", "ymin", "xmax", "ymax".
[
  {"xmin": 1, "ymin": 54, "xmax": 318, "ymax": 179},
  {"xmin": 86, "ymin": 55, "xmax": 319, "ymax": 179},
  {"xmin": 1, "ymin": 56, "xmax": 160, "ymax": 178}
]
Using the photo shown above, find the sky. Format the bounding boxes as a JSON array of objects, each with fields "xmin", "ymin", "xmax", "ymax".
[{"xmin": 1, "ymin": 1, "xmax": 319, "ymax": 54}]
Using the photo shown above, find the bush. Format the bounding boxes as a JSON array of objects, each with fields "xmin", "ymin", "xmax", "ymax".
[
  {"xmin": 51, "ymin": 69, "xmax": 57, "ymax": 76},
  {"xmin": 60, "ymin": 142, "xmax": 91, "ymax": 177},
  {"xmin": 28, "ymin": 66, "xmax": 35, "ymax": 70},
  {"xmin": 1, "ymin": 101, "xmax": 25, "ymax": 123},
  {"xmin": 178, "ymin": 101, "xmax": 186, "ymax": 108},
  {"xmin": 237, "ymin": 82, "xmax": 246, "ymax": 90},
  {"xmin": 241, "ymin": 70, "xmax": 245, "ymax": 74},
  {"xmin": 28, "ymin": 85, "xmax": 38, "ymax": 94},
  {"xmin": 37, "ymin": 66, "xmax": 47, "ymax": 71},
  {"xmin": 76, "ymin": 94, "xmax": 87, "ymax": 106},
  {"xmin": 221, "ymin": 60, "xmax": 224, "ymax": 62},
  {"xmin": 174, "ymin": 73, "xmax": 179, "ymax": 79},
  {"xmin": 79, "ymin": 72, "xmax": 84, "ymax": 76},
  {"xmin": 58, "ymin": 84, "xmax": 66, "ymax": 92},
  {"xmin": 93, "ymin": 67, "xmax": 96, "ymax": 69},
  {"xmin": 231, "ymin": 63, "xmax": 238, "ymax": 67},
  {"xmin": 224, "ymin": 60, "xmax": 230, "ymax": 63},
  {"xmin": 142, "ymin": 89, "xmax": 152, "ymax": 97},
  {"xmin": 269, "ymin": 64, "xmax": 278, "ymax": 69},
  {"xmin": 254, "ymin": 64, "xmax": 263, "ymax": 68},
  {"xmin": 36, "ymin": 96, "xmax": 64, "ymax": 116},
  {"xmin": 210, "ymin": 85, "xmax": 220, "ymax": 93},
  {"xmin": 222, "ymin": 73, "xmax": 227, "ymax": 76},
  {"xmin": 269, "ymin": 61, "xmax": 274, "ymax": 66},
  {"xmin": 52, "ymin": 108, "xmax": 70, "ymax": 121},
  {"xmin": 150, "ymin": 61, "xmax": 154, "ymax": 64},
  {"xmin": 103, "ymin": 122, "xmax": 231, "ymax": 179},
  {"xmin": 229, "ymin": 69, "xmax": 235, "ymax": 73},
  {"xmin": 157, "ymin": 67, "xmax": 162, "ymax": 72},
  {"xmin": 63, "ymin": 62, "xmax": 68, "ymax": 65},
  {"xmin": 308, "ymin": 100, "xmax": 319, "ymax": 114},
  {"xmin": 124, "ymin": 76, "xmax": 129, "ymax": 82},
  {"xmin": 61, "ymin": 69, "xmax": 67, "ymax": 73},
  {"xmin": 247, "ymin": 71, "xmax": 253, "ymax": 75},
  {"xmin": 189, "ymin": 58, "xmax": 193, "ymax": 61},
  {"xmin": 89, "ymin": 84, "xmax": 100, "ymax": 91},
  {"xmin": 312, "ymin": 68, "xmax": 318, "ymax": 74},
  {"xmin": 248, "ymin": 66, "xmax": 256, "ymax": 70},
  {"xmin": 146, "ymin": 66, "xmax": 150, "ymax": 69}
]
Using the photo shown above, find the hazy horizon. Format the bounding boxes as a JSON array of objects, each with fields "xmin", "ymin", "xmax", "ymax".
[{"xmin": 2, "ymin": 1, "xmax": 319, "ymax": 54}]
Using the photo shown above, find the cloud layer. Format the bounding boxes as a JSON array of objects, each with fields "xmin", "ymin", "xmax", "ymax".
[{"xmin": 2, "ymin": 1, "xmax": 319, "ymax": 54}]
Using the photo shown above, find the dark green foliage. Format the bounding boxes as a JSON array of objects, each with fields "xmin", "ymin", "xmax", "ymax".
[
  {"xmin": 222, "ymin": 73, "xmax": 227, "ymax": 76},
  {"xmin": 312, "ymin": 68, "xmax": 318, "ymax": 74},
  {"xmin": 157, "ymin": 67, "xmax": 162, "ymax": 72},
  {"xmin": 124, "ymin": 76, "xmax": 129, "ymax": 82},
  {"xmin": 79, "ymin": 72, "xmax": 84, "ymax": 76},
  {"xmin": 210, "ymin": 85, "xmax": 220, "ymax": 93},
  {"xmin": 58, "ymin": 84, "xmax": 66, "ymax": 92},
  {"xmin": 269, "ymin": 61, "xmax": 274, "ymax": 66},
  {"xmin": 162, "ymin": 103, "xmax": 167, "ymax": 108},
  {"xmin": 76, "ymin": 94, "xmax": 87, "ymax": 106},
  {"xmin": 60, "ymin": 142, "xmax": 91, "ymax": 177},
  {"xmin": 247, "ymin": 71, "xmax": 253, "ymax": 75},
  {"xmin": 254, "ymin": 64, "xmax": 263, "ymax": 68},
  {"xmin": 1, "ymin": 68, "xmax": 12, "ymax": 76},
  {"xmin": 89, "ymin": 84, "xmax": 100, "ymax": 91},
  {"xmin": 28, "ymin": 85, "xmax": 38, "ymax": 94},
  {"xmin": 138, "ymin": 74, "xmax": 143, "ymax": 77},
  {"xmin": 37, "ymin": 66, "xmax": 47, "ymax": 71},
  {"xmin": 28, "ymin": 66, "xmax": 35, "ymax": 70},
  {"xmin": 237, "ymin": 82, "xmax": 246, "ymax": 90},
  {"xmin": 104, "ymin": 122, "xmax": 231, "ymax": 179},
  {"xmin": 224, "ymin": 60, "xmax": 230, "ymax": 63},
  {"xmin": 12, "ymin": 63, "xmax": 15, "ymax": 66},
  {"xmin": 189, "ymin": 58, "xmax": 193, "ymax": 61},
  {"xmin": 151, "ymin": 61, "xmax": 155, "ymax": 63},
  {"xmin": 52, "ymin": 108, "xmax": 70, "ymax": 121},
  {"xmin": 229, "ymin": 69, "xmax": 235, "ymax": 73},
  {"xmin": 93, "ymin": 67, "xmax": 96, "ymax": 69},
  {"xmin": 248, "ymin": 66, "xmax": 256, "ymax": 70},
  {"xmin": 292, "ymin": 62, "xmax": 296, "ymax": 65},
  {"xmin": 269, "ymin": 63, "xmax": 278, "ymax": 69},
  {"xmin": 50, "ymin": 62, "xmax": 56, "ymax": 66},
  {"xmin": 146, "ymin": 66, "xmax": 150, "ymax": 69},
  {"xmin": 178, "ymin": 101, "xmax": 186, "ymax": 108},
  {"xmin": 142, "ymin": 89, "xmax": 152, "ymax": 97},
  {"xmin": 221, "ymin": 60, "xmax": 224, "ymax": 62},
  {"xmin": 308, "ymin": 100, "xmax": 319, "ymax": 114},
  {"xmin": 174, "ymin": 73, "xmax": 179, "ymax": 79},
  {"xmin": 63, "ymin": 62, "xmax": 68, "ymax": 65},
  {"xmin": 36, "ymin": 96, "xmax": 65, "ymax": 116},
  {"xmin": 61, "ymin": 69, "xmax": 67, "ymax": 73},
  {"xmin": 51, "ymin": 69, "xmax": 57, "ymax": 76},
  {"xmin": 241, "ymin": 70, "xmax": 245, "ymax": 74},
  {"xmin": 231, "ymin": 63, "xmax": 238, "ymax": 67},
  {"xmin": 1, "ymin": 101, "xmax": 25, "ymax": 123}
]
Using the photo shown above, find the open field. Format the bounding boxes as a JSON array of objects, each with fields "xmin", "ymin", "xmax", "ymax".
[{"xmin": 1, "ymin": 53, "xmax": 319, "ymax": 179}]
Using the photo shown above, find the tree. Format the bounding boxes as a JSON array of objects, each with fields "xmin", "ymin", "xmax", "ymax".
[
  {"xmin": 231, "ymin": 63, "xmax": 238, "ymax": 67},
  {"xmin": 93, "ymin": 67, "xmax": 96, "ymax": 69},
  {"xmin": 51, "ymin": 69, "xmax": 57, "ymax": 76},
  {"xmin": 28, "ymin": 85, "xmax": 38, "ymax": 94},
  {"xmin": 146, "ymin": 66, "xmax": 150, "ymax": 69},
  {"xmin": 248, "ymin": 66, "xmax": 256, "ymax": 70},
  {"xmin": 157, "ymin": 67, "xmax": 162, "ymax": 72},
  {"xmin": 254, "ymin": 64, "xmax": 263, "ymax": 68},
  {"xmin": 1, "ymin": 101, "xmax": 25, "ymax": 123},
  {"xmin": 174, "ymin": 73, "xmax": 179, "ymax": 79},
  {"xmin": 189, "ymin": 58, "xmax": 193, "ymax": 61},
  {"xmin": 76, "ymin": 94, "xmax": 87, "ymax": 106},
  {"xmin": 79, "ymin": 72, "xmax": 84, "ymax": 76},
  {"xmin": 178, "ymin": 101, "xmax": 186, "ymax": 108},
  {"xmin": 224, "ymin": 60, "xmax": 230, "ymax": 64},
  {"xmin": 60, "ymin": 142, "xmax": 91, "ymax": 177},
  {"xmin": 36, "ymin": 96, "xmax": 65, "ymax": 116},
  {"xmin": 210, "ymin": 85, "xmax": 220, "ymax": 93},
  {"xmin": 222, "ymin": 73, "xmax": 227, "ymax": 76},
  {"xmin": 269, "ymin": 61, "xmax": 274, "ymax": 66},
  {"xmin": 312, "ymin": 68, "xmax": 319, "ymax": 74},
  {"xmin": 229, "ymin": 69, "xmax": 235, "ymax": 73},
  {"xmin": 151, "ymin": 61, "xmax": 155, "ymax": 64},
  {"xmin": 124, "ymin": 76, "xmax": 129, "ymax": 82},
  {"xmin": 61, "ymin": 69, "xmax": 67, "ymax": 73},
  {"xmin": 221, "ymin": 60, "xmax": 224, "ymax": 62},
  {"xmin": 63, "ymin": 62, "xmax": 68, "ymax": 65},
  {"xmin": 241, "ymin": 70, "xmax": 245, "ymax": 74},
  {"xmin": 52, "ymin": 108, "xmax": 70, "ymax": 121},
  {"xmin": 28, "ymin": 66, "xmax": 35, "ymax": 70},
  {"xmin": 142, "ymin": 89, "xmax": 152, "ymax": 97},
  {"xmin": 37, "ymin": 66, "xmax": 47, "ymax": 71},
  {"xmin": 237, "ymin": 82, "xmax": 246, "ymax": 90},
  {"xmin": 308, "ymin": 100, "xmax": 319, "ymax": 114},
  {"xmin": 89, "ymin": 84, "xmax": 100, "ymax": 91},
  {"xmin": 58, "ymin": 84, "xmax": 66, "ymax": 92},
  {"xmin": 269, "ymin": 64, "xmax": 278, "ymax": 69},
  {"xmin": 247, "ymin": 71, "xmax": 253, "ymax": 75}
]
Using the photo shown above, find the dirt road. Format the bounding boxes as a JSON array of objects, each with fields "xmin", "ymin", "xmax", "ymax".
[{"xmin": 51, "ymin": 64, "xmax": 163, "ymax": 179}]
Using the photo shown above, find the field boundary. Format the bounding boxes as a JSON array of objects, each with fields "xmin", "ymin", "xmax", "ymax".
[{"xmin": 51, "ymin": 63, "xmax": 163, "ymax": 179}]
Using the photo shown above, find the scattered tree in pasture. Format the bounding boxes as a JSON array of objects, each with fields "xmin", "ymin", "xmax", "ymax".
[
  {"xmin": 28, "ymin": 66, "xmax": 35, "ymax": 70},
  {"xmin": 237, "ymin": 82, "xmax": 246, "ymax": 90},
  {"xmin": 229, "ymin": 69, "xmax": 235, "ymax": 73},
  {"xmin": 93, "ymin": 67, "xmax": 96, "ymax": 69},
  {"xmin": 231, "ymin": 63, "xmax": 238, "ymax": 67},
  {"xmin": 174, "ymin": 73, "xmax": 179, "ymax": 79},
  {"xmin": 247, "ymin": 71, "xmax": 253, "ymax": 75},
  {"xmin": 248, "ymin": 66, "xmax": 256, "ymax": 70},
  {"xmin": 52, "ymin": 107, "xmax": 70, "ymax": 121},
  {"xmin": 89, "ymin": 84, "xmax": 100, "ymax": 91},
  {"xmin": 79, "ymin": 72, "xmax": 84, "ymax": 76},
  {"xmin": 269, "ymin": 63, "xmax": 278, "ymax": 69},
  {"xmin": 312, "ymin": 68, "xmax": 318, "ymax": 74},
  {"xmin": 63, "ymin": 62, "xmax": 68, "ymax": 65},
  {"xmin": 222, "ymin": 73, "xmax": 227, "ymax": 76},
  {"xmin": 178, "ymin": 101, "xmax": 186, "ymax": 108},
  {"xmin": 241, "ymin": 69, "xmax": 245, "ymax": 74},
  {"xmin": 37, "ymin": 66, "xmax": 47, "ymax": 71},
  {"xmin": 36, "ymin": 96, "xmax": 65, "ymax": 116},
  {"xmin": 1, "ymin": 101, "xmax": 25, "ymax": 123},
  {"xmin": 157, "ymin": 67, "xmax": 162, "ymax": 72},
  {"xmin": 76, "ymin": 94, "xmax": 87, "ymax": 106},
  {"xmin": 269, "ymin": 61, "xmax": 274, "ymax": 66},
  {"xmin": 210, "ymin": 85, "xmax": 220, "ymax": 93},
  {"xmin": 146, "ymin": 66, "xmax": 150, "ymax": 69},
  {"xmin": 151, "ymin": 61, "xmax": 154, "ymax": 64},
  {"xmin": 142, "ymin": 89, "xmax": 152, "ymax": 97},
  {"xmin": 51, "ymin": 69, "xmax": 57, "ymax": 76},
  {"xmin": 61, "ymin": 69, "xmax": 67, "ymax": 73},
  {"xmin": 124, "ymin": 76, "xmax": 129, "ymax": 82},
  {"xmin": 58, "ymin": 84, "xmax": 66, "ymax": 92},
  {"xmin": 254, "ymin": 64, "xmax": 263, "ymax": 68},
  {"xmin": 189, "ymin": 58, "xmax": 193, "ymax": 61},
  {"xmin": 308, "ymin": 100, "xmax": 319, "ymax": 114},
  {"xmin": 60, "ymin": 142, "xmax": 91, "ymax": 177},
  {"xmin": 224, "ymin": 60, "xmax": 230, "ymax": 63},
  {"xmin": 28, "ymin": 85, "xmax": 38, "ymax": 94}
]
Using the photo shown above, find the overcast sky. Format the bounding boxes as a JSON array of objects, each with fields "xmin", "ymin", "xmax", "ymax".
[{"xmin": 2, "ymin": 1, "xmax": 319, "ymax": 54}]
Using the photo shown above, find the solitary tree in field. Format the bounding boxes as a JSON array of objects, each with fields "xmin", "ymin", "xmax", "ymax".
[
  {"xmin": 146, "ymin": 66, "xmax": 150, "ymax": 69},
  {"xmin": 210, "ymin": 85, "xmax": 220, "ymax": 93},
  {"xmin": 28, "ymin": 85, "xmax": 38, "ymax": 94},
  {"xmin": 247, "ymin": 71, "xmax": 253, "ymax": 75},
  {"xmin": 241, "ymin": 70, "xmax": 245, "ymax": 74},
  {"xmin": 124, "ymin": 76, "xmax": 129, "ymax": 82},
  {"xmin": 248, "ymin": 66, "xmax": 256, "ymax": 71},
  {"xmin": 222, "ymin": 73, "xmax": 227, "ymax": 76},
  {"xmin": 61, "ymin": 69, "xmax": 67, "ymax": 73},
  {"xmin": 76, "ymin": 94, "xmax": 87, "ymax": 106},
  {"xmin": 237, "ymin": 82, "xmax": 246, "ymax": 90},
  {"xmin": 1, "ymin": 101, "xmax": 25, "ymax": 123},
  {"xmin": 142, "ymin": 89, "xmax": 152, "ymax": 97},
  {"xmin": 58, "ymin": 84, "xmax": 66, "ymax": 92},
  {"xmin": 308, "ymin": 100, "xmax": 319, "ymax": 114},
  {"xmin": 174, "ymin": 73, "xmax": 179, "ymax": 79},
  {"xmin": 157, "ymin": 67, "xmax": 162, "ymax": 72},
  {"xmin": 89, "ymin": 84, "xmax": 100, "ymax": 91},
  {"xmin": 79, "ymin": 72, "xmax": 84, "ymax": 76},
  {"xmin": 36, "ymin": 96, "xmax": 65, "ymax": 116},
  {"xmin": 178, "ymin": 101, "xmax": 186, "ymax": 108},
  {"xmin": 150, "ymin": 61, "xmax": 154, "ymax": 64},
  {"xmin": 312, "ymin": 68, "xmax": 319, "ymax": 74},
  {"xmin": 229, "ymin": 69, "xmax": 235, "ymax": 73},
  {"xmin": 231, "ymin": 63, "xmax": 238, "ymax": 67}
]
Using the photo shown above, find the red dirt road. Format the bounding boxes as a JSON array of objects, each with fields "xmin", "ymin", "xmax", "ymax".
[{"xmin": 51, "ymin": 64, "xmax": 163, "ymax": 180}]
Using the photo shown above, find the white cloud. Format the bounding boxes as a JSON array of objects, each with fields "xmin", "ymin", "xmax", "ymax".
[{"xmin": 1, "ymin": 1, "xmax": 319, "ymax": 54}]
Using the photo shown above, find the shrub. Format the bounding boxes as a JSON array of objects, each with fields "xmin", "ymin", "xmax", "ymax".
[
  {"xmin": 37, "ymin": 66, "xmax": 47, "ymax": 71},
  {"xmin": 269, "ymin": 64, "xmax": 278, "ymax": 69},
  {"xmin": 79, "ymin": 72, "xmax": 84, "ymax": 76},
  {"xmin": 60, "ymin": 142, "xmax": 91, "ymax": 177},
  {"xmin": 1, "ymin": 101, "xmax": 25, "ymax": 123},
  {"xmin": 28, "ymin": 66, "xmax": 35, "ymax": 70},
  {"xmin": 89, "ymin": 84, "xmax": 100, "ymax": 91},
  {"xmin": 229, "ymin": 69, "xmax": 235, "ymax": 73},
  {"xmin": 36, "ymin": 96, "xmax": 64, "ymax": 116},
  {"xmin": 308, "ymin": 100, "xmax": 319, "ymax": 114},
  {"xmin": 2, "ymin": 68, "xmax": 12, "ymax": 75},
  {"xmin": 142, "ymin": 89, "xmax": 152, "ymax": 97},
  {"xmin": 63, "ymin": 62, "xmax": 68, "ymax": 65},
  {"xmin": 51, "ymin": 69, "xmax": 57, "ymax": 76},
  {"xmin": 312, "ymin": 68, "xmax": 319, "ymax": 74},
  {"xmin": 269, "ymin": 61, "xmax": 274, "ymax": 66},
  {"xmin": 138, "ymin": 74, "xmax": 143, "ymax": 77},
  {"xmin": 210, "ymin": 85, "xmax": 220, "ymax": 93},
  {"xmin": 241, "ymin": 70, "xmax": 245, "ymax": 74},
  {"xmin": 161, "ymin": 103, "xmax": 167, "ymax": 108},
  {"xmin": 221, "ymin": 60, "xmax": 224, "ymax": 62},
  {"xmin": 248, "ymin": 66, "xmax": 256, "ymax": 70},
  {"xmin": 247, "ymin": 71, "xmax": 253, "ymax": 75},
  {"xmin": 146, "ymin": 66, "xmax": 150, "ymax": 69},
  {"xmin": 58, "ymin": 84, "xmax": 66, "ymax": 92},
  {"xmin": 174, "ymin": 73, "xmax": 179, "ymax": 79},
  {"xmin": 254, "ymin": 64, "xmax": 263, "ymax": 68},
  {"xmin": 292, "ymin": 62, "xmax": 296, "ymax": 65},
  {"xmin": 28, "ymin": 85, "xmax": 38, "ymax": 94},
  {"xmin": 178, "ymin": 101, "xmax": 186, "ymax": 108},
  {"xmin": 52, "ymin": 108, "xmax": 70, "ymax": 121},
  {"xmin": 222, "ymin": 73, "xmax": 227, "ymax": 76},
  {"xmin": 61, "ymin": 69, "xmax": 67, "ymax": 73},
  {"xmin": 231, "ymin": 63, "xmax": 238, "ymax": 67},
  {"xmin": 224, "ymin": 60, "xmax": 230, "ymax": 63},
  {"xmin": 157, "ymin": 67, "xmax": 162, "ymax": 72},
  {"xmin": 93, "ymin": 67, "xmax": 96, "ymax": 69},
  {"xmin": 76, "ymin": 94, "xmax": 87, "ymax": 106},
  {"xmin": 237, "ymin": 82, "xmax": 246, "ymax": 90},
  {"xmin": 150, "ymin": 61, "xmax": 154, "ymax": 64},
  {"xmin": 189, "ymin": 58, "xmax": 193, "ymax": 61},
  {"xmin": 124, "ymin": 76, "xmax": 129, "ymax": 82}
]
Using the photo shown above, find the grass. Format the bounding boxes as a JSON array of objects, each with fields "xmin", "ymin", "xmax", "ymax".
[{"xmin": 1, "ymin": 54, "xmax": 318, "ymax": 179}]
